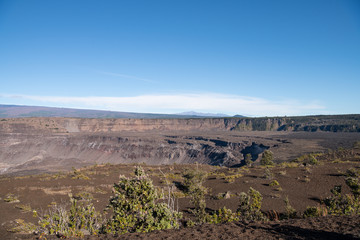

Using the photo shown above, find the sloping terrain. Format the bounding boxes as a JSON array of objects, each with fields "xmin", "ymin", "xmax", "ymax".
[
  {"xmin": 0, "ymin": 148, "xmax": 360, "ymax": 239},
  {"xmin": 111, "ymin": 216, "xmax": 360, "ymax": 240},
  {"xmin": 1, "ymin": 117, "xmax": 360, "ymax": 175}
]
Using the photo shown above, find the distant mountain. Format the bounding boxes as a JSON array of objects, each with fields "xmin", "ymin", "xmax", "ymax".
[
  {"xmin": 177, "ymin": 111, "xmax": 231, "ymax": 117},
  {"xmin": 0, "ymin": 104, "xmax": 236, "ymax": 119}
]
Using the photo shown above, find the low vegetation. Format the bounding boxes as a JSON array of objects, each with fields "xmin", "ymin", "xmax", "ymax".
[
  {"xmin": 103, "ymin": 166, "xmax": 182, "ymax": 234},
  {"xmin": 260, "ymin": 150, "xmax": 274, "ymax": 166},
  {"xmin": 4, "ymin": 194, "xmax": 20, "ymax": 203},
  {"xmin": 182, "ymin": 168, "xmax": 208, "ymax": 223},
  {"xmin": 37, "ymin": 197, "xmax": 102, "ymax": 237},
  {"xmin": 269, "ymin": 180, "xmax": 280, "ymax": 187},
  {"xmin": 237, "ymin": 187, "xmax": 268, "ymax": 222},
  {"xmin": 4, "ymin": 144, "xmax": 360, "ymax": 238},
  {"xmin": 283, "ymin": 196, "xmax": 297, "ymax": 219}
]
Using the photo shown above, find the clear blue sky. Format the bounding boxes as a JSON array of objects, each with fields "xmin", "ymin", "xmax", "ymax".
[{"xmin": 1, "ymin": 0, "xmax": 359, "ymax": 116}]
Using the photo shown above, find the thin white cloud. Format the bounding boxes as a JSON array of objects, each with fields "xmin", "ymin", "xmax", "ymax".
[
  {"xmin": 97, "ymin": 71, "xmax": 157, "ymax": 83},
  {"xmin": 1, "ymin": 93, "xmax": 327, "ymax": 117}
]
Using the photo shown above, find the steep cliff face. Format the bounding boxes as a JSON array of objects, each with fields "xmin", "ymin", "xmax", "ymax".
[
  {"xmin": 232, "ymin": 115, "xmax": 360, "ymax": 132},
  {"xmin": 0, "ymin": 132, "xmax": 252, "ymax": 174},
  {"xmin": 1, "ymin": 117, "xmax": 360, "ymax": 175},
  {"xmin": 1, "ymin": 115, "xmax": 359, "ymax": 134},
  {"xmin": 0, "ymin": 118, "xmax": 239, "ymax": 133}
]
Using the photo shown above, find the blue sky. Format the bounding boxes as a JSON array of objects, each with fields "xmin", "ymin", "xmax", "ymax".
[{"xmin": 0, "ymin": 0, "xmax": 359, "ymax": 116}]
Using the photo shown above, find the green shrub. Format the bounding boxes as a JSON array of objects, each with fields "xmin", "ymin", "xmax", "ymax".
[
  {"xmin": 68, "ymin": 198, "xmax": 102, "ymax": 235},
  {"xmin": 303, "ymin": 205, "xmax": 328, "ymax": 218},
  {"xmin": 323, "ymin": 185, "xmax": 360, "ymax": 215},
  {"xmin": 244, "ymin": 153, "xmax": 252, "ymax": 167},
  {"xmin": 15, "ymin": 204, "xmax": 32, "ymax": 213},
  {"xmin": 263, "ymin": 168, "xmax": 273, "ymax": 180},
  {"xmin": 8, "ymin": 219, "xmax": 36, "ymax": 233},
  {"xmin": 71, "ymin": 168, "xmax": 90, "ymax": 180},
  {"xmin": 283, "ymin": 196, "xmax": 297, "ymax": 219},
  {"xmin": 303, "ymin": 207, "xmax": 318, "ymax": 218},
  {"xmin": 224, "ymin": 173, "xmax": 243, "ymax": 183},
  {"xmin": 213, "ymin": 172, "xmax": 226, "ymax": 179},
  {"xmin": 4, "ymin": 194, "xmax": 20, "ymax": 203},
  {"xmin": 237, "ymin": 187, "xmax": 267, "ymax": 221},
  {"xmin": 308, "ymin": 154, "xmax": 318, "ymax": 165},
  {"xmin": 73, "ymin": 192, "xmax": 93, "ymax": 201},
  {"xmin": 346, "ymin": 177, "xmax": 360, "ymax": 197},
  {"xmin": 295, "ymin": 153, "xmax": 319, "ymax": 165},
  {"xmin": 269, "ymin": 180, "xmax": 280, "ymax": 187},
  {"xmin": 183, "ymin": 168, "xmax": 208, "ymax": 193},
  {"xmin": 280, "ymin": 162, "xmax": 299, "ymax": 168},
  {"xmin": 103, "ymin": 166, "xmax": 182, "ymax": 234},
  {"xmin": 260, "ymin": 151, "xmax": 274, "ymax": 166},
  {"xmin": 345, "ymin": 168, "xmax": 360, "ymax": 178},
  {"xmin": 323, "ymin": 170, "xmax": 360, "ymax": 216},
  {"xmin": 182, "ymin": 169, "xmax": 208, "ymax": 223},
  {"xmin": 206, "ymin": 207, "xmax": 239, "ymax": 224},
  {"xmin": 185, "ymin": 219, "xmax": 195, "ymax": 227},
  {"xmin": 37, "ymin": 197, "xmax": 102, "ymax": 237}
]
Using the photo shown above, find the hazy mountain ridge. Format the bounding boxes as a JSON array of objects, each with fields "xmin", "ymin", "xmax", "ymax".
[
  {"xmin": 177, "ymin": 111, "xmax": 232, "ymax": 117},
  {"xmin": 0, "ymin": 104, "xmax": 235, "ymax": 119}
]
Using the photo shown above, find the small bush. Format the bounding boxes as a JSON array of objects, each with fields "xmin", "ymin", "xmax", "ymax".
[
  {"xmin": 103, "ymin": 166, "xmax": 182, "ymax": 234},
  {"xmin": 323, "ymin": 185, "xmax": 360, "ymax": 215},
  {"xmin": 283, "ymin": 196, "xmax": 297, "ymax": 219},
  {"xmin": 164, "ymin": 172, "xmax": 182, "ymax": 181},
  {"xmin": 269, "ymin": 180, "xmax": 280, "ymax": 187},
  {"xmin": 182, "ymin": 169, "xmax": 208, "ymax": 223},
  {"xmin": 263, "ymin": 168, "xmax": 274, "ymax": 180},
  {"xmin": 308, "ymin": 154, "xmax": 318, "ymax": 165},
  {"xmin": 206, "ymin": 207, "xmax": 239, "ymax": 224},
  {"xmin": 303, "ymin": 205, "xmax": 328, "ymax": 218},
  {"xmin": 296, "ymin": 153, "xmax": 319, "ymax": 165},
  {"xmin": 323, "ymin": 170, "xmax": 360, "ymax": 216},
  {"xmin": 185, "ymin": 219, "xmax": 195, "ymax": 227},
  {"xmin": 244, "ymin": 153, "xmax": 252, "ymax": 167},
  {"xmin": 346, "ymin": 177, "xmax": 360, "ymax": 197},
  {"xmin": 212, "ymin": 172, "xmax": 226, "ymax": 179},
  {"xmin": 8, "ymin": 219, "xmax": 36, "ymax": 233},
  {"xmin": 345, "ymin": 168, "xmax": 360, "ymax": 178},
  {"xmin": 4, "ymin": 194, "xmax": 20, "ymax": 203},
  {"xmin": 71, "ymin": 168, "xmax": 90, "ymax": 180},
  {"xmin": 15, "ymin": 204, "xmax": 32, "ymax": 213},
  {"xmin": 37, "ymin": 197, "xmax": 102, "ymax": 237},
  {"xmin": 280, "ymin": 162, "xmax": 299, "ymax": 168},
  {"xmin": 224, "ymin": 173, "xmax": 243, "ymax": 183},
  {"xmin": 260, "ymin": 151, "xmax": 274, "ymax": 166},
  {"xmin": 73, "ymin": 192, "xmax": 93, "ymax": 201},
  {"xmin": 237, "ymin": 187, "xmax": 267, "ymax": 222}
]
